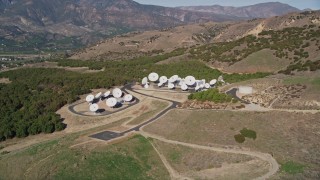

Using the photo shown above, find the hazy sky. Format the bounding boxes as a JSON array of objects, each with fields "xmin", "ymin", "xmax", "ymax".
[{"xmin": 134, "ymin": 0, "xmax": 320, "ymax": 10}]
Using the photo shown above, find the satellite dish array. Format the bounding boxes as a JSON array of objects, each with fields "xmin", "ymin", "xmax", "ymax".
[
  {"xmin": 85, "ymin": 87, "xmax": 135, "ymax": 113},
  {"xmin": 142, "ymin": 72, "xmax": 221, "ymax": 91}
]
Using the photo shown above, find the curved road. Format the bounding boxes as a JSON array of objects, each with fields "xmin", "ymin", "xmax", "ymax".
[
  {"xmin": 85, "ymin": 84, "xmax": 279, "ymax": 179},
  {"xmin": 68, "ymin": 85, "xmax": 140, "ymax": 117},
  {"xmin": 89, "ymin": 84, "xmax": 179, "ymax": 141}
]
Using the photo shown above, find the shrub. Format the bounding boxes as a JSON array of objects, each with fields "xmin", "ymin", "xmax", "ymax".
[
  {"xmin": 281, "ymin": 161, "xmax": 304, "ymax": 174},
  {"xmin": 234, "ymin": 134, "xmax": 245, "ymax": 143},
  {"xmin": 240, "ymin": 128, "xmax": 257, "ymax": 140}
]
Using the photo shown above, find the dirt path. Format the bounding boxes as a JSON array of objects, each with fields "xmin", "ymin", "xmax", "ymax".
[
  {"xmin": 149, "ymin": 141, "xmax": 191, "ymax": 180},
  {"xmin": 140, "ymin": 131, "xmax": 279, "ymax": 180}
]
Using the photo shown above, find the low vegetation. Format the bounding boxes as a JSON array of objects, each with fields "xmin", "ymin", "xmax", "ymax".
[
  {"xmin": 240, "ymin": 128, "xmax": 257, "ymax": 140},
  {"xmin": 234, "ymin": 134, "xmax": 246, "ymax": 143},
  {"xmin": 279, "ymin": 60, "xmax": 320, "ymax": 74},
  {"xmin": 0, "ymin": 52, "xmax": 269, "ymax": 141},
  {"xmin": 188, "ymin": 88, "xmax": 237, "ymax": 103},
  {"xmin": 190, "ymin": 26, "xmax": 320, "ymax": 64},
  {"xmin": 280, "ymin": 161, "xmax": 304, "ymax": 174},
  {"xmin": 234, "ymin": 128, "xmax": 257, "ymax": 143},
  {"xmin": 0, "ymin": 135, "xmax": 169, "ymax": 179}
]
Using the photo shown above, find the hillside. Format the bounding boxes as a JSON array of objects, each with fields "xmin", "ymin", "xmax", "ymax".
[
  {"xmin": 178, "ymin": 2, "xmax": 300, "ymax": 18},
  {"xmin": 0, "ymin": 0, "xmax": 303, "ymax": 53},
  {"xmin": 72, "ymin": 11, "xmax": 320, "ymax": 63},
  {"xmin": 0, "ymin": 0, "xmax": 242, "ymax": 53}
]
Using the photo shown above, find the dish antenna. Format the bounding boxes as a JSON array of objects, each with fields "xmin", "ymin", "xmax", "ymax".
[
  {"xmin": 159, "ymin": 76, "xmax": 168, "ymax": 84},
  {"xmin": 144, "ymin": 84, "xmax": 149, "ymax": 89},
  {"xmin": 209, "ymin": 79, "xmax": 217, "ymax": 86},
  {"xmin": 179, "ymin": 78, "xmax": 185, "ymax": 86},
  {"xmin": 169, "ymin": 75, "xmax": 179, "ymax": 83},
  {"xmin": 218, "ymin": 75, "xmax": 225, "ymax": 83},
  {"xmin": 104, "ymin": 91, "xmax": 111, "ymax": 98},
  {"xmin": 185, "ymin": 76, "xmax": 196, "ymax": 86},
  {"xmin": 89, "ymin": 104, "xmax": 99, "ymax": 112},
  {"xmin": 148, "ymin": 72, "xmax": 159, "ymax": 82},
  {"xmin": 158, "ymin": 82, "xmax": 163, "ymax": 87},
  {"xmin": 168, "ymin": 83, "xmax": 175, "ymax": 89},
  {"xmin": 106, "ymin": 97, "xmax": 117, "ymax": 107},
  {"xmin": 95, "ymin": 92, "xmax": 102, "ymax": 99},
  {"xmin": 195, "ymin": 86, "xmax": 200, "ymax": 91},
  {"xmin": 141, "ymin": 77, "xmax": 148, "ymax": 85},
  {"xmin": 86, "ymin": 95, "xmax": 94, "ymax": 103},
  {"xmin": 181, "ymin": 84, "xmax": 188, "ymax": 91},
  {"xmin": 124, "ymin": 94, "xmax": 133, "ymax": 102},
  {"xmin": 205, "ymin": 83, "xmax": 210, "ymax": 89},
  {"xmin": 112, "ymin": 88, "xmax": 123, "ymax": 98}
]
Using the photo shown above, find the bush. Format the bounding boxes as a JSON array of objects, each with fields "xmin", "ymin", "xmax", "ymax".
[
  {"xmin": 234, "ymin": 134, "xmax": 245, "ymax": 143},
  {"xmin": 240, "ymin": 128, "xmax": 257, "ymax": 140},
  {"xmin": 281, "ymin": 161, "xmax": 304, "ymax": 174},
  {"xmin": 188, "ymin": 89, "xmax": 236, "ymax": 103}
]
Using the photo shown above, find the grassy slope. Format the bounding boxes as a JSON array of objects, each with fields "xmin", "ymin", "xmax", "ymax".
[
  {"xmin": 144, "ymin": 110, "xmax": 320, "ymax": 178},
  {"xmin": 225, "ymin": 49, "xmax": 289, "ymax": 73},
  {"xmin": 0, "ymin": 135, "xmax": 170, "ymax": 180}
]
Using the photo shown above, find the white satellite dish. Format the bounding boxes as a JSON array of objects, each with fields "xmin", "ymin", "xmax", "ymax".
[
  {"xmin": 185, "ymin": 76, "xmax": 196, "ymax": 86},
  {"xmin": 200, "ymin": 84, "xmax": 205, "ymax": 88},
  {"xmin": 181, "ymin": 84, "xmax": 188, "ymax": 91},
  {"xmin": 104, "ymin": 91, "xmax": 111, "ymax": 97},
  {"xmin": 142, "ymin": 77, "xmax": 148, "ymax": 85},
  {"xmin": 86, "ymin": 95, "xmax": 94, "ymax": 103},
  {"xmin": 179, "ymin": 79, "xmax": 185, "ymax": 86},
  {"xmin": 158, "ymin": 82, "xmax": 163, "ymax": 87},
  {"xmin": 112, "ymin": 88, "xmax": 123, "ymax": 98},
  {"xmin": 205, "ymin": 83, "xmax": 210, "ymax": 89},
  {"xmin": 95, "ymin": 92, "xmax": 102, "ymax": 99},
  {"xmin": 169, "ymin": 75, "xmax": 179, "ymax": 83},
  {"xmin": 89, "ymin": 104, "xmax": 99, "ymax": 112},
  {"xmin": 168, "ymin": 83, "xmax": 175, "ymax": 89},
  {"xmin": 195, "ymin": 86, "xmax": 200, "ymax": 91},
  {"xmin": 148, "ymin": 72, "xmax": 159, "ymax": 82},
  {"xmin": 124, "ymin": 94, "xmax": 133, "ymax": 102},
  {"xmin": 159, "ymin": 76, "xmax": 168, "ymax": 84},
  {"xmin": 106, "ymin": 97, "xmax": 117, "ymax": 107},
  {"xmin": 144, "ymin": 84, "xmax": 149, "ymax": 89},
  {"xmin": 209, "ymin": 79, "xmax": 217, "ymax": 86}
]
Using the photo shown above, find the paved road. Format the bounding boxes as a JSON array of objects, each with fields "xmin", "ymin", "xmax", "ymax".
[
  {"xmin": 68, "ymin": 85, "xmax": 140, "ymax": 117},
  {"xmin": 90, "ymin": 84, "xmax": 179, "ymax": 141},
  {"xmin": 89, "ymin": 84, "xmax": 280, "ymax": 179}
]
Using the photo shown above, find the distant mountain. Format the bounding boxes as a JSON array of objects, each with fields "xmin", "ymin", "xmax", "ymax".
[
  {"xmin": 178, "ymin": 2, "xmax": 301, "ymax": 18},
  {"xmin": 72, "ymin": 10, "xmax": 320, "ymax": 60},
  {"xmin": 0, "ymin": 0, "xmax": 302, "ymax": 53},
  {"xmin": 0, "ymin": 0, "xmax": 244, "ymax": 52}
]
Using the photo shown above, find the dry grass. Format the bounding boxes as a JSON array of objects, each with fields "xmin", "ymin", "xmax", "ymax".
[
  {"xmin": 144, "ymin": 109, "xmax": 320, "ymax": 178},
  {"xmin": 225, "ymin": 49, "xmax": 290, "ymax": 73},
  {"xmin": 127, "ymin": 100, "xmax": 169, "ymax": 125},
  {"xmin": 152, "ymin": 139, "xmax": 269, "ymax": 179},
  {"xmin": 0, "ymin": 134, "xmax": 170, "ymax": 180}
]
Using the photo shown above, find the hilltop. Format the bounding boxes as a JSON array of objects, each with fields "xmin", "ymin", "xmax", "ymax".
[
  {"xmin": 0, "ymin": 0, "xmax": 301, "ymax": 53},
  {"xmin": 178, "ymin": 2, "xmax": 300, "ymax": 18},
  {"xmin": 72, "ymin": 10, "xmax": 320, "ymax": 66}
]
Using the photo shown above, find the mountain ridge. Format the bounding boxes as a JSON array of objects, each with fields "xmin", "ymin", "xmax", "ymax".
[
  {"xmin": 178, "ymin": 2, "xmax": 301, "ymax": 18},
  {"xmin": 0, "ymin": 0, "xmax": 302, "ymax": 53}
]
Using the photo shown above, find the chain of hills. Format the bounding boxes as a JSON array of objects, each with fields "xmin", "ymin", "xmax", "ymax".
[{"xmin": 0, "ymin": 0, "xmax": 303, "ymax": 53}]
